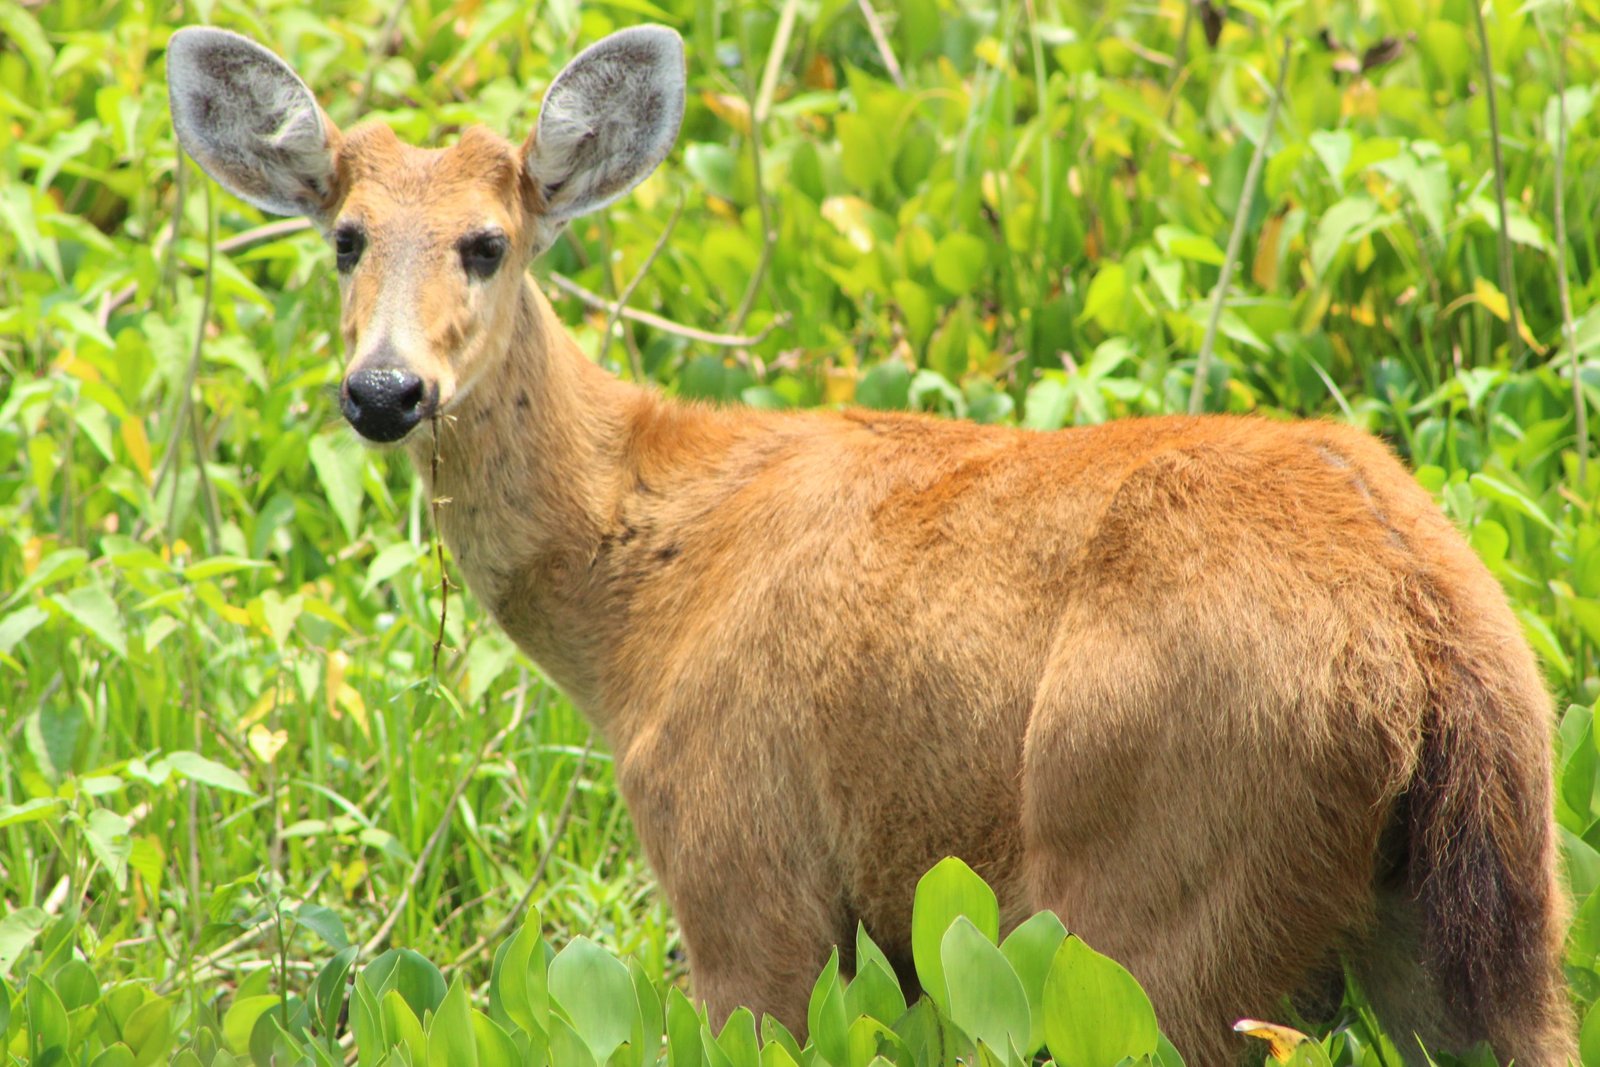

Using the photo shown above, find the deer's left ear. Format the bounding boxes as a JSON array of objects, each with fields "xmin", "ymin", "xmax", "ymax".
[
  {"xmin": 523, "ymin": 26, "xmax": 685, "ymax": 247},
  {"xmin": 167, "ymin": 27, "xmax": 343, "ymax": 221}
]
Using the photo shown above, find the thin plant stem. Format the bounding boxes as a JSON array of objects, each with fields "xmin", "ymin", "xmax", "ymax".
[
  {"xmin": 1469, "ymin": 0, "xmax": 1525, "ymax": 366},
  {"xmin": 1189, "ymin": 36, "xmax": 1291, "ymax": 414},
  {"xmin": 755, "ymin": 0, "xmax": 801, "ymax": 124},
  {"xmin": 599, "ymin": 197, "xmax": 685, "ymax": 379},
  {"xmin": 1551, "ymin": 23, "xmax": 1588, "ymax": 484}
]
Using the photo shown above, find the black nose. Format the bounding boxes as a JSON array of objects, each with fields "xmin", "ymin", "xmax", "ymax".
[{"xmin": 341, "ymin": 367, "xmax": 434, "ymax": 442}]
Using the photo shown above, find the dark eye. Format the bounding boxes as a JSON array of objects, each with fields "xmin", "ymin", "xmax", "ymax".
[
  {"xmin": 334, "ymin": 226, "xmax": 366, "ymax": 273},
  {"xmin": 459, "ymin": 231, "xmax": 508, "ymax": 279}
]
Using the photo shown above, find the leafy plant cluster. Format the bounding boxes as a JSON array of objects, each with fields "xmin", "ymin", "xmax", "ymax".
[
  {"xmin": 5, "ymin": 859, "xmax": 1379, "ymax": 1066},
  {"xmin": 1, "ymin": 0, "xmax": 1598, "ymax": 1060}
]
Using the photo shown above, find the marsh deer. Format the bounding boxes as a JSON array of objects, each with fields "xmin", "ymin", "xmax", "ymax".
[{"xmin": 167, "ymin": 25, "xmax": 1574, "ymax": 1063}]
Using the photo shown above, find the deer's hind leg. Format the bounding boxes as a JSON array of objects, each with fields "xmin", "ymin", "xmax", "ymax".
[{"xmin": 1019, "ymin": 606, "xmax": 1409, "ymax": 1066}]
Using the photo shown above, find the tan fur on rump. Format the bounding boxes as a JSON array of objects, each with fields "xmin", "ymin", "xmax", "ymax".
[{"xmin": 166, "ymin": 28, "xmax": 1575, "ymax": 1064}]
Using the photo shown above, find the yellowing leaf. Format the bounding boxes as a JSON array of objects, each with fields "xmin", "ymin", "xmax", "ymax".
[
  {"xmin": 700, "ymin": 90, "xmax": 751, "ymax": 135},
  {"xmin": 248, "ymin": 724, "xmax": 288, "ymax": 765},
  {"xmin": 326, "ymin": 650, "xmax": 348, "ymax": 717},
  {"xmin": 120, "ymin": 418, "xmax": 152, "ymax": 482},
  {"xmin": 1470, "ymin": 277, "xmax": 1547, "ymax": 353},
  {"xmin": 1234, "ymin": 1019, "xmax": 1309, "ymax": 1061},
  {"xmin": 1474, "ymin": 275, "xmax": 1510, "ymax": 322},
  {"xmin": 824, "ymin": 367, "xmax": 857, "ymax": 405}
]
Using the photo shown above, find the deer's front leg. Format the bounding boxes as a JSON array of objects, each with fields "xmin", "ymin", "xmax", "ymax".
[{"xmin": 616, "ymin": 716, "xmax": 845, "ymax": 1035}]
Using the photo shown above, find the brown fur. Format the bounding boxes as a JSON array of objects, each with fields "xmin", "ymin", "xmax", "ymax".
[{"xmin": 313, "ymin": 124, "xmax": 1578, "ymax": 1063}]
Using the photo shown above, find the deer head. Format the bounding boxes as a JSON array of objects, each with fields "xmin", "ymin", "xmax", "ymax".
[{"xmin": 167, "ymin": 25, "xmax": 685, "ymax": 443}]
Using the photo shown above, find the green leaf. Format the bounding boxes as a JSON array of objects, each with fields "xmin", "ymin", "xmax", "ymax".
[
  {"xmin": 1468, "ymin": 473, "xmax": 1557, "ymax": 534},
  {"xmin": 473, "ymin": 1011, "xmax": 521, "ymax": 1067},
  {"xmin": 0, "ymin": 798, "xmax": 64, "ymax": 830},
  {"xmin": 715, "ymin": 1006, "xmax": 760, "ymax": 1067},
  {"xmin": 1042, "ymin": 936, "xmax": 1159, "ymax": 1067},
  {"xmin": 88, "ymin": 1044, "xmax": 137, "ymax": 1067},
  {"xmin": 223, "ymin": 995, "xmax": 281, "ymax": 1055},
  {"xmin": 942, "ymin": 917, "xmax": 1031, "ymax": 1059},
  {"xmin": 309, "ymin": 432, "xmax": 367, "ymax": 541},
  {"xmin": 381, "ymin": 988, "xmax": 429, "ymax": 1064},
  {"xmin": 54, "ymin": 584, "xmax": 127, "ymax": 658},
  {"xmin": 932, "ymin": 233, "xmax": 989, "ymax": 296},
  {"xmin": 363, "ymin": 541, "xmax": 428, "ymax": 596},
  {"xmin": 124, "ymin": 995, "xmax": 174, "ymax": 1067},
  {"xmin": 496, "ymin": 909, "xmax": 549, "ymax": 1040},
  {"xmin": 911, "ymin": 857, "xmax": 999, "ymax": 1013},
  {"xmin": 805, "ymin": 947, "xmax": 849, "ymax": 1067},
  {"xmin": 1000, "ymin": 910, "xmax": 1068, "ymax": 1054},
  {"xmin": 1079, "ymin": 263, "xmax": 1129, "ymax": 333},
  {"xmin": 426, "ymin": 977, "xmax": 479, "ymax": 1067},
  {"xmin": 665, "ymin": 987, "xmax": 702, "ymax": 1067},
  {"xmin": 312, "ymin": 946, "xmax": 359, "ymax": 1039},
  {"xmin": 0, "ymin": 604, "xmax": 49, "ymax": 656},
  {"xmin": 1309, "ymin": 195, "xmax": 1381, "ymax": 276},
  {"xmin": 548, "ymin": 936, "xmax": 638, "ymax": 1065},
  {"xmin": 0, "ymin": 907, "xmax": 46, "ymax": 975},
  {"xmin": 1580, "ymin": 995, "xmax": 1600, "ymax": 1067},
  {"xmin": 857, "ymin": 361, "xmax": 913, "ymax": 410},
  {"xmin": 161, "ymin": 751, "xmax": 253, "ymax": 795},
  {"xmin": 297, "ymin": 903, "xmax": 351, "ymax": 950},
  {"xmin": 366, "ymin": 948, "xmax": 448, "ymax": 1021},
  {"xmin": 547, "ymin": 1012, "xmax": 600, "ymax": 1067},
  {"xmin": 82, "ymin": 808, "xmax": 133, "ymax": 890},
  {"xmin": 26, "ymin": 973, "xmax": 69, "ymax": 1057}
]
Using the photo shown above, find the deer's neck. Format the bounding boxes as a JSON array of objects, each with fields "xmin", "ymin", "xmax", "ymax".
[{"xmin": 408, "ymin": 280, "xmax": 643, "ymax": 710}]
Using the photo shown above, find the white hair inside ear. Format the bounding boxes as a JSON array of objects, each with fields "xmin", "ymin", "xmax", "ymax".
[
  {"xmin": 524, "ymin": 26, "xmax": 686, "ymax": 251},
  {"xmin": 166, "ymin": 27, "xmax": 340, "ymax": 219}
]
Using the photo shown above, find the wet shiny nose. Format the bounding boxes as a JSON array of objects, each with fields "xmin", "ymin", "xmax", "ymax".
[{"xmin": 341, "ymin": 367, "xmax": 434, "ymax": 443}]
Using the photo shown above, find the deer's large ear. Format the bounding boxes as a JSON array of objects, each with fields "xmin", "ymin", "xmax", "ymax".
[
  {"xmin": 523, "ymin": 26, "xmax": 685, "ymax": 245},
  {"xmin": 167, "ymin": 27, "xmax": 342, "ymax": 220}
]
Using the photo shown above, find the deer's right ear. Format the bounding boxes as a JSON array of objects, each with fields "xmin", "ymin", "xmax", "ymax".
[{"xmin": 166, "ymin": 27, "xmax": 342, "ymax": 220}]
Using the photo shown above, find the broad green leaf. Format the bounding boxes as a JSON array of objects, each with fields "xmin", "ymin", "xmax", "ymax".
[
  {"xmin": 381, "ymin": 988, "xmax": 429, "ymax": 1065},
  {"xmin": 942, "ymin": 917, "xmax": 1031, "ymax": 1059},
  {"xmin": 124, "ymin": 995, "xmax": 174, "ymax": 1067},
  {"xmin": 297, "ymin": 903, "xmax": 351, "ymax": 950},
  {"xmin": 366, "ymin": 948, "xmax": 448, "ymax": 1021},
  {"xmin": 547, "ymin": 1012, "xmax": 600, "ymax": 1067},
  {"xmin": 496, "ymin": 910, "xmax": 549, "ymax": 1039},
  {"xmin": 161, "ymin": 751, "xmax": 252, "ymax": 795},
  {"xmin": 0, "ymin": 799, "xmax": 64, "ymax": 830},
  {"xmin": 1042, "ymin": 936, "xmax": 1159, "ymax": 1066},
  {"xmin": 89, "ymin": 1044, "xmax": 137, "ymax": 1067},
  {"xmin": 82, "ymin": 808, "xmax": 133, "ymax": 890},
  {"xmin": 805, "ymin": 947, "xmax": 848, "ymax": 1067},
  {"xmin": 426, "ymin": 977, "xmax": 479, "ymax": 1067},
  {"xmin": 312, "ymin": 946, "xmax": 359, "ymax": 1039},
  {"xmin": 665, "ymin": 987, "xmax": 702, "ymax": 1067},
  {"xmin": 1581, "ymin": 996, "xmax": 1600, "ymax": 1067},
  {"xmin": 223, "ymin": 995, "xmax": 281, "ymax": 1055},
  {"xmin": 911, "ymin": 857, "xmax": 999, "ymax": 1013},
  {"xmin": 857, "ymin": 361, "xmax": 912, "ymax": 410},
  {"xmin": 548, "ymin": 936, "xmax": 638, "ymax": 1065},
  {"xmin": 27, "ymin": 973, "xmax": 69, "ymax": 1056},
  {"xmin": 54, "ymin": 584, "xmax": 127, "ymax": 658},
  {"xmin": 309, "ymin": 432, "xmax": 367, "ymax": 541},
  {"xmin": 932, "ymin": 232, "xmax": 989, "ymax": 296},
  {"xmin": 0, "ymin": 908, "xmax": 45, "ymax": 972},
  {"xmin": 1469, "ymin": 473, "xmax": 1557, "ymax": 534},
  {"xmin": 1000, "ymin": 910, "xmax": 1068, "ymax": 1053},
  {"xmin": 715, "ymin": 1006, "xmax": 760, "ymax": 1067},
  {"xmin": 473, "ymin": 1012, "xmax": 521, "ymax": 1067}
]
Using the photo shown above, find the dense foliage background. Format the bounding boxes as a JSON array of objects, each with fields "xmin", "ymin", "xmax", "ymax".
[{"xmin": 2, "ymin": 0, "xmax": 1599, "ymax": 1060}]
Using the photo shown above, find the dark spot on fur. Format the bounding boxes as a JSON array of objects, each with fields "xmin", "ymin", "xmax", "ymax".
[
  {"xmin": 515, "ymin": 391, "xmax": 530, "ymax": 410},
  {"xmin": 654, "ymin": 543, "xmax": 681, "ymax": 563}
]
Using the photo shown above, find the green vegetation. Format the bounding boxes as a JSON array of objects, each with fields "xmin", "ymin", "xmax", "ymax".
[{"xmin": 1, "ymin": 0, "xmax": 1597, "ymax": 1061}]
